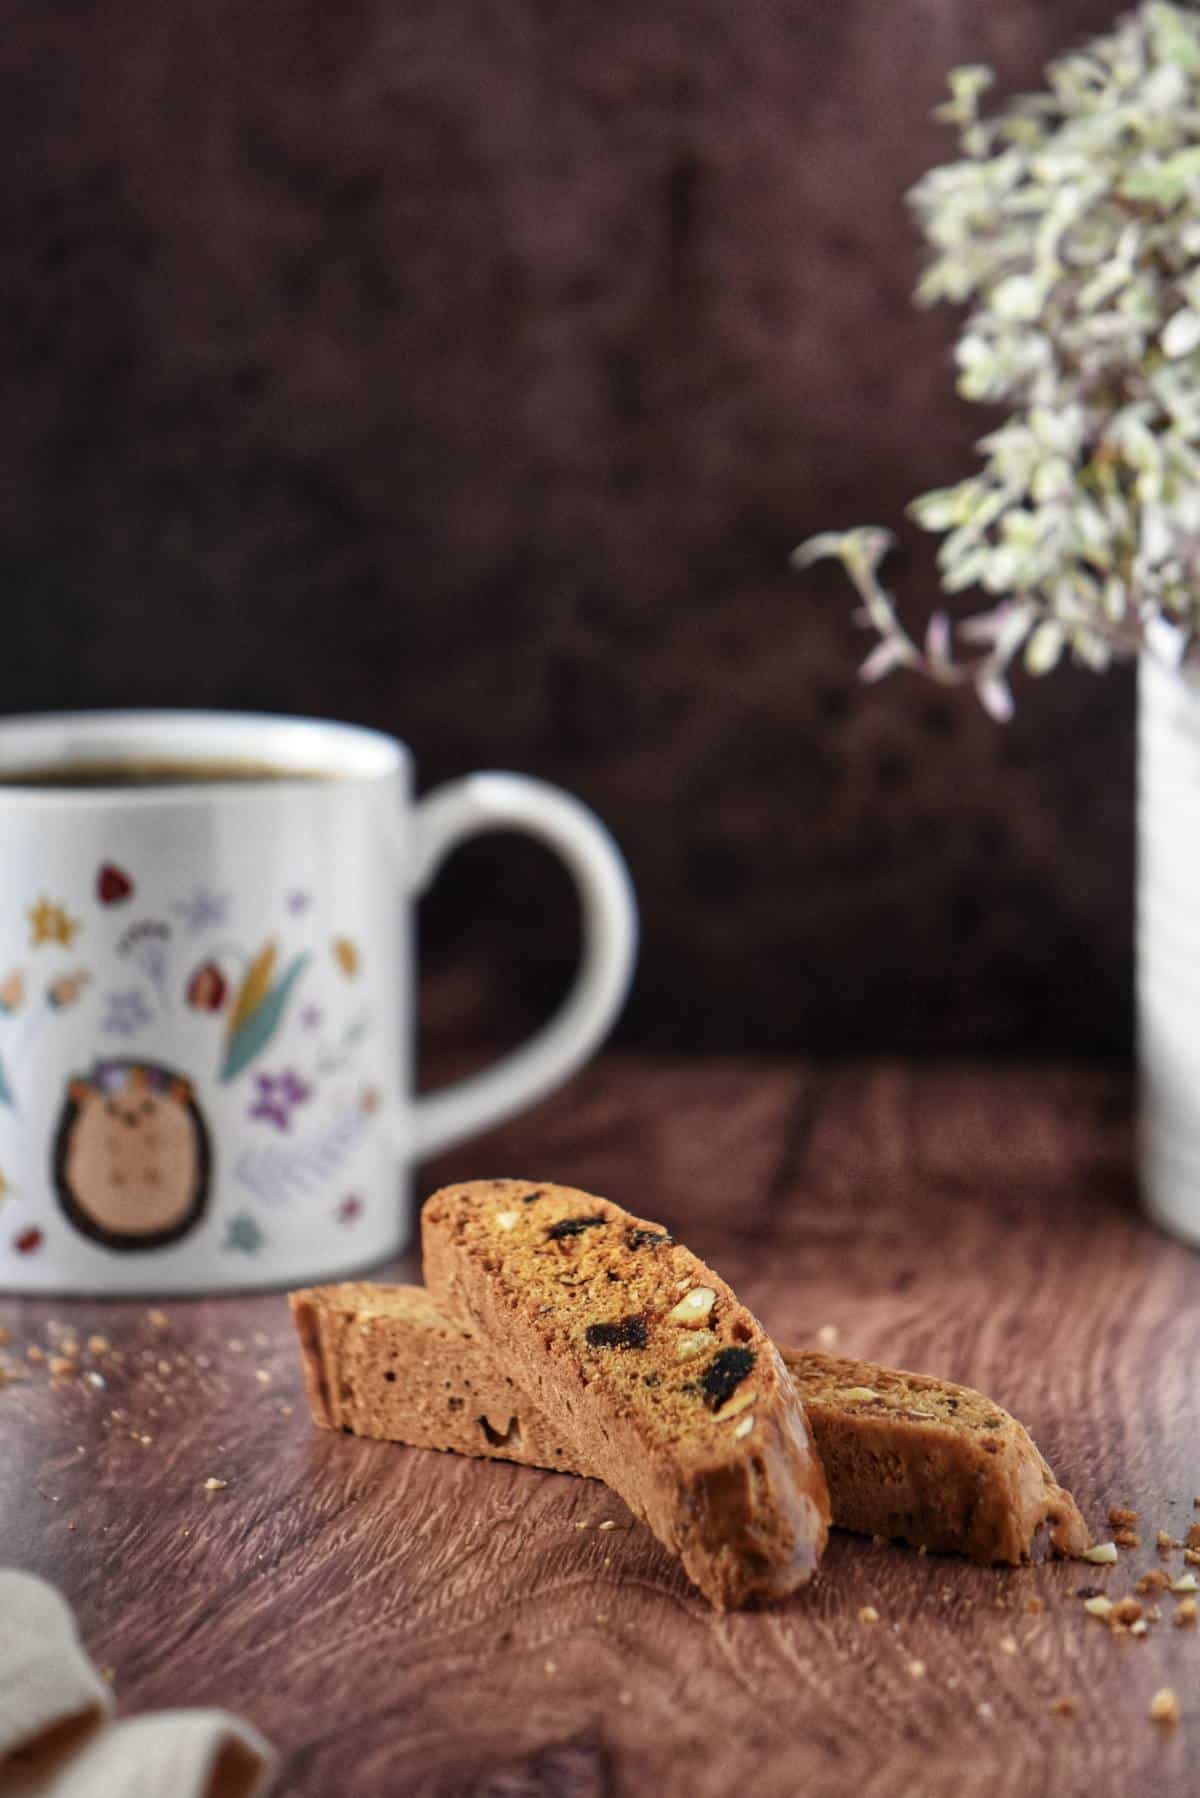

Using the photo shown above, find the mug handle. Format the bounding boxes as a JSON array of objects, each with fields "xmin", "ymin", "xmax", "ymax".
[{"xmin": 410, "ymin": 772, "xmax": 637, "ymax": 1161}]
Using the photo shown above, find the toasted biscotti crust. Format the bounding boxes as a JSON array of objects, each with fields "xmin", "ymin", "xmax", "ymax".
[
  {"xmin": 421, "ymin": 1179, "xmax": 831, "ymax": 1610},
  {"xmin": 290, "ymin": 1283, "xmax": 1089, "ymax": 1565}
]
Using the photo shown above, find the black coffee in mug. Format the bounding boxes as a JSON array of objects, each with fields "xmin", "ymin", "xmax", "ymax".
[{"xmin": 0, "ymin": 759, "xmax": 328, "ymax": 788}]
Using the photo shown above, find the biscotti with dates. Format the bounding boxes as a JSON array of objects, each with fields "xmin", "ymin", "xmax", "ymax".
[
  {"xmin": 289, "ymin": 1281, "xmax": 583, "ymax": 1472},
  {"xmin": 790, "ymin": 1351, "xmax": 1089, "ymax": 1562},
  {"xmin": 291, "ymin": 1281, "xmax": 1089, "ymax": 1564},
  {"xmin": 420, "ymin": 1179, "xmax": 831, "ymax": 1610}
]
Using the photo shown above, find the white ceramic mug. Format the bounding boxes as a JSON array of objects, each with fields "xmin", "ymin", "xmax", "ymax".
[{"xmin": 0, "ymin": 710, "xmax": 637, "ymax": 1293}]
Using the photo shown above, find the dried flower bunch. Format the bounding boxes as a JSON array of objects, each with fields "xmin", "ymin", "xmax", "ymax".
[{"xmin": 796, "ymin": 2, "xmax": 1200, "ymax": 717}]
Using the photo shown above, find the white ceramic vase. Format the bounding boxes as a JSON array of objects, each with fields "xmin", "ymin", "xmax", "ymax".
[{"xmin": 1138, "ymin": 651, "xmax": 1200, "ymax": 1246}]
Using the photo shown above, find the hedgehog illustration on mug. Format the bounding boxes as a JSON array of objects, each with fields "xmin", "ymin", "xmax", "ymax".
[{"xmin": 53, "ymin": 1061, "xmax": 211, "ymax": 1251}]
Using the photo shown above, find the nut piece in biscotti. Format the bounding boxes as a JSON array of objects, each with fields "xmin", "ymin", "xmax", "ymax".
[
  {"xmin": 288, "ymin": 1282, "xmax": 586, "ymax": 1473},
  {"xmin": 787, "ymin": 1351, "xmax": 1090, "ymax": 1564},
  {"xmin": 289, "ymin": 1284, "xmax": 1089, "ymax": 1566},
  {"xmin": 420, "ymin": 1179, "xmax": 831, "ymax": 1610}
]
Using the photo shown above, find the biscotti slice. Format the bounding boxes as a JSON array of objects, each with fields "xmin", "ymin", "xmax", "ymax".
[
  {"xmin": 289, "ymin": 1281, "xmax": 586, "ymax": 1473},
  {"xmin": 421, "ymin": 1179, "xmax": 831, "ymax": 1610},
  {"xmin": 788, "ymin": 1351, "xmax": 1090, "ymax": 1563},
  {"xmin": 290, "ymin": 1283, "xmax": 1089, "ymax": 1565}
]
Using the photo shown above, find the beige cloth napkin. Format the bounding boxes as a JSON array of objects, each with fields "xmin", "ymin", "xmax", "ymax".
[{"xmin": 0, "ymin": 1571, "xmax": 275, "ymax": 1798}]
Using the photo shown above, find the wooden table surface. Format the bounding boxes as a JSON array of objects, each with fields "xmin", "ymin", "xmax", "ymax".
[{"xmin": 3, "ymin": 1057, "xmax": 1199, "ymax": 1798}]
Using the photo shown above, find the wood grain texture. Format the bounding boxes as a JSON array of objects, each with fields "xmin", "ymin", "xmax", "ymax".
[{"xmin": 2, "ymin": 1056, "xmax": 1198, "ymax": 1797}]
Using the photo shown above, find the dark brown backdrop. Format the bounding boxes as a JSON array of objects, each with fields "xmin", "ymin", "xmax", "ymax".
[{"xmin": 0, "ymin": 0, "xmax": 1131, "ymax": 1058}]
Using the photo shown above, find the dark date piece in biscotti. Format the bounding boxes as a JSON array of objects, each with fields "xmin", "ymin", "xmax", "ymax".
[{"xmin": 421, "ymin": 1179, "xmax": 831, "ymax": 1611}]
